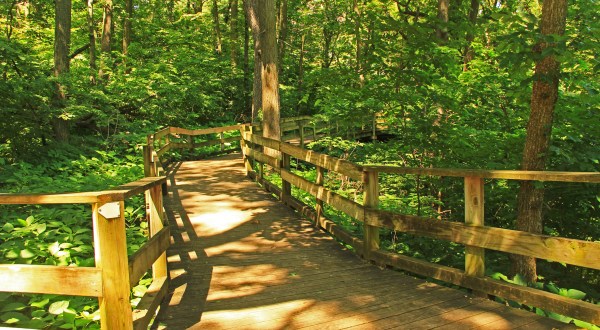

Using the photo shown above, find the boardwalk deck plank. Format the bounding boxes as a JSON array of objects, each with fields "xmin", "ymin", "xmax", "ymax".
[{"xmin": 154, "ymin": 153, "xmax": 574, "ymax": 329}]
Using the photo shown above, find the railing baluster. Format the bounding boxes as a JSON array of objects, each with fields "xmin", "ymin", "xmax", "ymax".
[
  {"xmin": 149, "ymin": 184, "xmax": 168, "ymax": 279},
  {"xmin": 315, "ymin": 165, "xmax": 325, "ymax": 227},
  {"xmin": 464, "ymin": 176, "xmax": 485, "ymax": 295},
  {"xmin": 93, "ymin": 201, "xmax": 133, "ymax": 330},
  {"xmin": 363, "ymin": 169, "xmax": 380, "ymax": 259}
]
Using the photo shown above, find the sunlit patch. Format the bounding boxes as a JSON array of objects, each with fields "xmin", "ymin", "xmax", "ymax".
[
  {"xmin": 167, "ymin": 254, "xmax": 181, "ymax": 262},
  {"xmin": 188, "ymin": 250, "xmax": 198, "ymax": 260},
  {"xmin": 207, "ymin": 264, "xmax": 289, "ymax": 301},
  {"xmin": 205, "ymin": 236, "xmax": 292, "ymax": 256},
  {"xmin": 201, "ymin": 299, "xmax": 316, "ymax": 328},
  {"xmin": 168, "ymin": 283, "xmax": 187, "ymax": 306},
  {"xmin": 190, "ymin": 210, "xmax": 249, "ymax": 236}
]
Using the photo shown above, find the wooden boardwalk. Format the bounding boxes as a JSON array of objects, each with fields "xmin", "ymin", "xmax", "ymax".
[{"xmin": 154, "ymin": 153, "xmax": 572, "ymax": 329}]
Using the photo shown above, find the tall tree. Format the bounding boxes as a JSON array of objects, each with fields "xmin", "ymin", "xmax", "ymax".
[
  {"xmin": 229, "ymin": 0, "xmax": 238, "ymax": 67},
  {"xmin": 245, "ymin": 0, "xmax": 261, "ymax": 122},
  {"xmin": 86, "ymin": 0, "xmax": 96, "ymax": 83},
  {"xmin": 101, "ymin": 0, "xmax": 112, "ymax": 52},
  {"xmin": 123, "ymin": 0, "xmax": 133, "ymax": 56},
  {"xmin": 212, "ymin": 0, "xmax": 222, "ymax": 54},
  {"xmin": 436, "ymin": 0, "xmax": 449, "ymax": 42},
  {"xmin": 53, "ymin": 0, "xmax": 71, "ymax": 141},
  {"xmin": 277, "ymin": 0, "xmax": 287, "ymax": 76},
  {"xmin": 258, "ymin": 0, "xmax": 280, "ymax": 144},
  {"xmin": 511, "ymin": 0, "xmax": 568, "ymax": 283},
  {"xmin": 463, "ymin": 0, "xmax": 479, "ymax": 71}
]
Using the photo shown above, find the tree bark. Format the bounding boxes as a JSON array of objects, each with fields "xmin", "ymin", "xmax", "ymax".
[
  {"xmin": 436, "ymin": 0, "xmax": 449, "ymax": 42},
  {"xmin": 212, "ymin": 0, "xmax": 222, "ymax": 54},
  {"xmin": 86, "ymin": 0, "xmax": 96, "ymax": 83},
  {"xmin": 277, "ymin": 0, "xmax": 287, "ymax": 76},
  {"xmin": 53, "ymin": 0, "xmax": 71, "ymax": 141},
  {"xmin": 511, "ymin": 0, "xmax": 568, "ymax": 284},
  {"xmin": 258, "ymin": 0, "xmax": 280, "ymax": 147},
  {"xmin": 296, "ymin": 34, "xmax": 305, "ymax": 115},
  {"xmin": 463, "ymin": 0, "xmax": 479, "ymax": 71},
  {"xmin": 123, "ymin": 0, "xmax": 133, "ymax": 55},
  {"xmin": 101, "ymin": 0, "xmax": 112, "ymax": 52},
  {"xmin": 353, "ymin": 0, "xmax": 362, "ymax": 81},
  {"xmin": 246, "ymin": 0, "xmax": 261, "ymax": 123},
  {"xmin": 230, "ymin": 0, "xmax": 238, "ymax": 67},
  {"xmin": 242, "ymin": 0, "xmax": 251, "ymax": 120}
]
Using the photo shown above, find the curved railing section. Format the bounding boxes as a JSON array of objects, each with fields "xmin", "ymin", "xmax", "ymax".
[{"xmin": 240, "ymin": 126, "xmax": 600, "ymax": 326}]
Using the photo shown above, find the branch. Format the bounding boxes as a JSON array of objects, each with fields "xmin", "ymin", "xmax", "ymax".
[{"xmin": 69, "ymin": 43, "xmax": 90, "ymax": 60}]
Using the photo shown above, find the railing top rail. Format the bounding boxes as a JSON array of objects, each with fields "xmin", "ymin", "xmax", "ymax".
[
  {"xmin": 0, "ymin": 176, "xmax": 167, "ymax": 205},
  {"xmin": 363, "ymin": 165, "xmax": 600, "ymax": 183}
]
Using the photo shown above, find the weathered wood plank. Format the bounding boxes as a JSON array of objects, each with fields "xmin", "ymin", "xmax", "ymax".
[
  {"xmin": 280, "ymin": 168, "xmax": 364, "ymax": 221},
  {"xmin": 0, "ymin": 264, "xmax": 102, "ymax": 297},
  {"xmin": 363, "ymin": 165, "xmax": 600, "ymax": 183},
  {"xmin": 243, "ymin": 146, "xmax": 281, "ymax": 171},
  {"xmin": 364, "ymin": 208, "xmax": 600, "ymax": 270},
  {"xmin": 128, "ymin": 226, "xmax": 171, "ymax": 287},
  {"xmin": 363, "ymin": 170, "xmax": 380, "ymax": 257},
  {"xmin": 464, "ymin": 177, "xmax": 485, "ymax": 279},
  {"xmin": 170, "ymin": 124, "xmax": 242, "ymax": 136},
  {"xmin": 280, "ymin": 142, "xmax": 363, "ymax": 181},
  {"xmin": 370, "ymin": 250, "xmax": 600, "ymax": 325}
]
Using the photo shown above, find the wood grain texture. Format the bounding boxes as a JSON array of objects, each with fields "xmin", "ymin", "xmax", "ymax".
[
  {"xmin": 0, "ymin": 264, "xmax": 102, "ymax": 296},
  {"xmin": 128, "ymin": 226, "xmax": 170, "ymax": 287},
  {"xmin": 364, "ymin": 208, "xmax": 600, "ymax": 270},
  {"xmin": 132, "ymin": 276, "xmax": 168, "ymax": 330}
]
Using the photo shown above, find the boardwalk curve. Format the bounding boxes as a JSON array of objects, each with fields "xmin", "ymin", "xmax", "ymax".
[{"xmin": 154, "ymin": 153, "xmax": 572, "ymax": 329}]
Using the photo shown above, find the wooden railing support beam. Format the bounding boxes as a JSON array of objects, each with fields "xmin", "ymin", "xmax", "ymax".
[
  {"xmin": 93, "ymin": 201, "xmax": 133, "ymax": 330},
  {"xmin": 465, "ymin": 176, "xmax": 485, "ymax": 296},
  {"xmin": 315, "ymin": 166, "xmax": 325, "ymax": 228},
  {"xmin": 363, "ymin": 169, "xmax": 380, "ymax": 259}
]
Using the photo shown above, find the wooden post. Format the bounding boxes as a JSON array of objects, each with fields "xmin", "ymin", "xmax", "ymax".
[
  {"xmin": 143, "ymin": 145, "xmax": 153, "ymax": 177},
  {"xmin": 240, "ymin": 126, "xmax": 253, "ymax": 175},
  {"xmin": 282, "ymin": 153, "xmax": 291, "ymax": 202},
  {"xmin": 219, "ymin": 132, "xmax": 224, "ymax": 152},
  {"xmin": 465, "ymin": 177, "xmax": 485, "ymax": 294},
  {"xmin": 93, "ymin": 201, "xmax": 133, "ymax": 330},
  {"xmin": 315, "ymin": 166, "xmax": 325, "ymax": 227},
  {"xmin": 363, "ymin": 170, "xmax": 380, "ymax": 259},
  {"xmin": 299, "ymin": 123, "xmax": 305, "ymax": 148},
  {"xmin": 149, "ymin": 185, "xmax": 167, "ymax": 279},
  {"xmin": 187, "ymin": 135, "xmax": 193, "ymax": 149}
]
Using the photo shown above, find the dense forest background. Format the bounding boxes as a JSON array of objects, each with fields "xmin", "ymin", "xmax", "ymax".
[{"xmin": 0, "ymin": 0, "xmax": 599, "ymax": 328}]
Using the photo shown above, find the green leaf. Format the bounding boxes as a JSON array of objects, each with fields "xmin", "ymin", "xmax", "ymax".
[
  {"xmin": 0, "ymin": 311, "xmax": 29, "ymax": 323},
  {"xmin": 48, "ymin": 301, "xmax": 70, "ymax": 315},
  {"xmin": 1, "ymin": 302, "xmax": 26, "ymax": 312},
  {"xmin": 20, "ymin": 249, "xmax": 35, "ymax": 259},
  {"xmin": 565, "ymin": 289, "xmax": 586, "ymax": 300},
  {"xmin": 512, "ymin": 274, "xmax": 527, "ymax": 287},
  {"xmin": 2, "ymin": 223, "xmax": 14, "ymax": 232}
]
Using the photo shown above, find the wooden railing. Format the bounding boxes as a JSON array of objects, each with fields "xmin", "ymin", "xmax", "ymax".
[
  {"xmin": 0, "ymin": 177, "xmax": 169, "ymax": 330},
  {"xmin": 239, "ymin": 126, "xmax": 600, "ymax": 325}
]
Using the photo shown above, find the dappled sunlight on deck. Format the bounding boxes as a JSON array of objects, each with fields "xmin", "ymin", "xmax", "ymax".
[{"xmin": 154, "ymin": 153, "xmax": 575, "ymax": 329}]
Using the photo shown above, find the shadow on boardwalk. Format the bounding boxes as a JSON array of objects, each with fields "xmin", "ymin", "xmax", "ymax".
[{"xmin": 153, "ymin": 153, "xmax": 572, "ymax": 330}]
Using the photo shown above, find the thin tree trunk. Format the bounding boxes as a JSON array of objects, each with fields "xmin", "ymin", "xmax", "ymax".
[
  {"xmin": 258, "ymin": 0, "xmax": 280, "ymax": 147},
  {"xmin": 101, "ymin": 0, "xmax": 112, "ymax": 52},
  {"xmin": 230, "ymin": 0, "xmax": 238, "ymax": 67},
  {"xmin": 123, "ymin": 0, "xmax": 132, "ymax": 55},
  {"xmin": 246, "ymin": 0, "xmax": 261, "ymax": 123},
  {"xmin": 353, "ymin": 0, "xmax": 362, "ymax": 82},
  {"xmin": 53, "ymin": 0, "xmax": 71, "ymax": 141},
  {"xmin": 511, "ymin": 0, "xmax": 568, "ymax": 284},
  {"xmin": 243, "ymin": 0, "xmax": 251, "ymax": 120},
  {"xmin": 463, "ymin": 0, "xmax": 479, "ymax": 71},
  {"xmin": 86, "ymin": 0, "xmax": 96, "ymax": 84},
  {"xmin": 212, "ymin": 0, "xmax": 222, "ymax": 54},
  {"xmin": 296, "ymin": 34, "xmax": 305, "ymax": 115},
  {"xmin": 277, "ymin": 0, "xmax": 287, "ymax": 76},
  {"xmin": 436, "ymin": 0, "xmax": 449, "ymax": 42}
]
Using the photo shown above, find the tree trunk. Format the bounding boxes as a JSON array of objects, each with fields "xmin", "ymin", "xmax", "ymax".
[
  {"xmin": 230, "ymin": 0, "xmax": 238, "ymax": 67},
  {"xmin": 86, "ymin": 0, "xmax": 96, "ymax": 84},
  {"xmin": 436, "ymin": 0, "xmax": 449, "ymax": 42},
  {"xmin": 243, "ymin": 0, "xmax": 251, "ymax": 120},
  {"xmin": 101, "ymin": 0, "xmax": 112, "ymax": 52},
  {"xmin": 296, "ymin": 34, "xmax": 305, "ymax": 115},
  {"xmin": 212, "ymin": 0, "xmax": 222, "ymax": 54},
  {"xmin": 123, "ymin": 0, "xmax": 133, "ymax": 55},
  {"xmin": 246, "ymin": 0, "xmax": 261, "ymax": 123},
  {"xmin": 353, "ymin": 0, "xmax": 362, "ymax": 81},
  {"xmin": 511, "ymin": 0, "xmax": 568, "ymax": 284},
  {"xmin": 258, "ymin": 0, "xmax": 280, "ymax": 147},
  {"xmin": 277, "ymin": 0, "xmax": 287, "ymax": 76},
  {"xmin": 463, "ymin": 0, "xmax": 479, "ymax": 71},
  {"xmin": 53, "ymin": 0, "xmax": 71, "ymax": 141}
]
